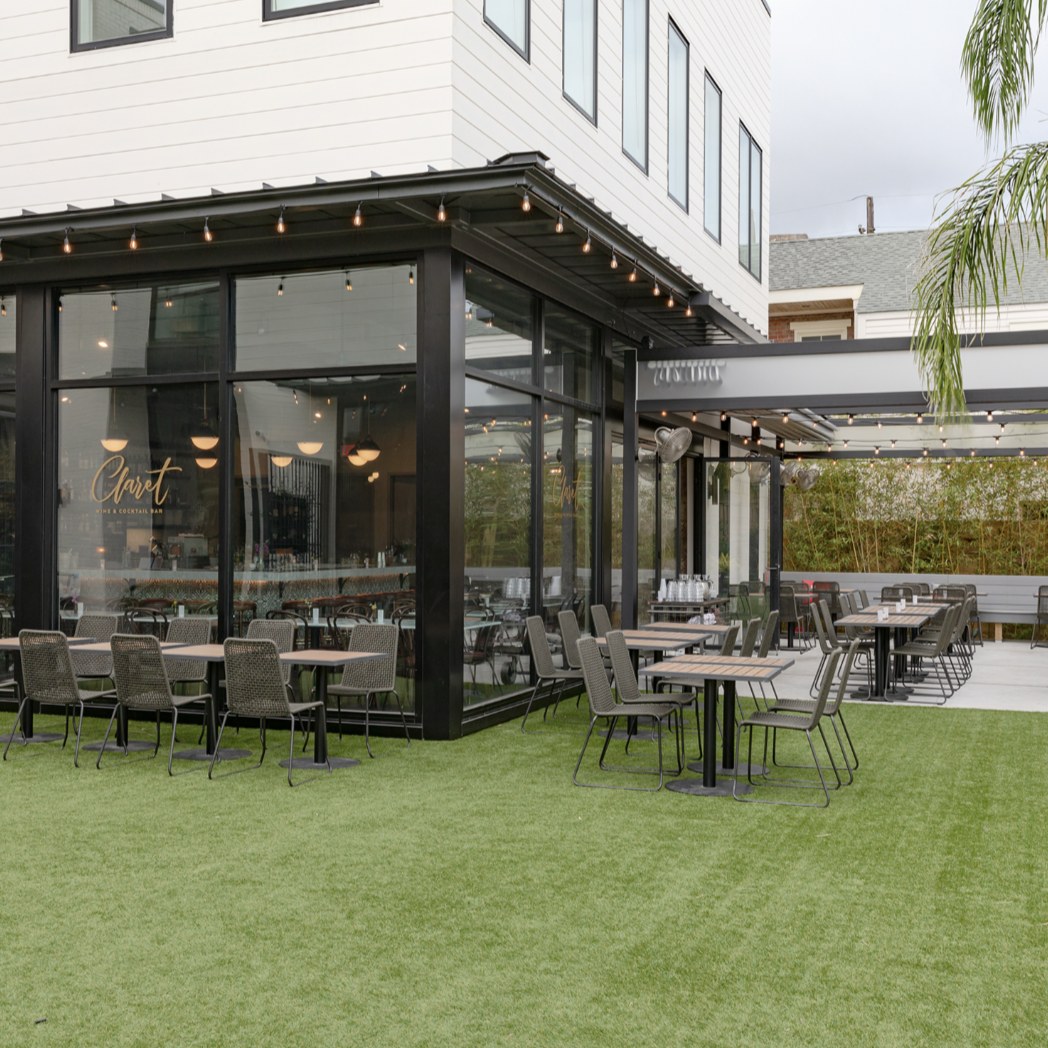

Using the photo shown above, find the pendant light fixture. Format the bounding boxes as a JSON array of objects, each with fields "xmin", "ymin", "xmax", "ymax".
[
  {"xmin": 345, "ymin": 271, "xmax": 353, "ymax": 292},
  {"xmin": 276, "ymin": 206, "xmax": 287, "ymax": 234},
  {"xmin": 129, "ymin": 227, "xmax": 139, "ymax": 251},
  {"xmin": 271, "ymin": 454, "xmax": 293, "ymax": 469},
  {"xmin": 203, "ymin": 218, "xmax": 214, "ymax": 243},
  {"xmin": 436, "ymin": 197, "xmax": 447, "ymax": 222},
  {"xmin": 195, "ymin": 456, "xmax": 218, "ymax": 469},
  {"xmin": 342, "ymin": 442, "xmax": 367, "ymax": 467},
  {"xmin": 296, "ymin": 384, "xmax": 324, "ymax": 455},
  {"xmin": 63, "ymin": 228, "xmax": 73, "ymax": 254},
  {"xmin": 190, "ymin": 386, "xmax": 219, "ymax": 451},
  {"xmin": 353, "ymin": 203, "xmax": 364, "ymax": 228},
  {"xmin": 100, "ymin": 390, "xmax": 128, "ymax": 453},
  {"xmin": 356, "ymin": 395, "xmax": 381, "ymax": 463}
]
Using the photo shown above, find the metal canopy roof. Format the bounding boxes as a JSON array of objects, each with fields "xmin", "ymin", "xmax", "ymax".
[{"xmin": 0, "ymin": 153, "xmax": 762, "ymax": 350}]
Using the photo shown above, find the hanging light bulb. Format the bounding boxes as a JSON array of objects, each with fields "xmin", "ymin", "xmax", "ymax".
[
  {"xmin": 271, "ymin": 454, "xmax": 293, "ymax": 469},
  {"xmin": 111, "ymin": 295, "xmax": 118, "ymax": 312},
  {"xmin": 345, "ymin": 271, "xmax": 352, "ymax": 292},
  {"xmin": 610, "ymin": 250, "xmax": 619, "ymax": 269},
  {"xmin": 195, "ymin": 456, "xmax": 218, "ymax": 470},
  {"xmin": 296, "ymin": 384, "xmax": 324, "ymax": 455},
  {"xmin": 916, "ymin": 412, "xmax": 924, "ymax": 424},
  {"xmin": 877, "ymin": 420, "xmax": 883, "ymax": 429},
  {"xmin": 666, "ymin": 294, "xmax": 675, "ymax": 308},
  {"xmin": 848, "ymin": 414, "xmax": 854, "ymax": 425},
  {"xmin": 408, "ymin": 268, "xmax": 415, "ymax": 286},
  {"xmin": 923, "ymin": 447, "xmax": 929, "ymax": 456},
  {"xmin": 521, "ymin": 188, "xmax": 531, "ymax": 212},
  {"xmin": 628, "ymin": 264, "xmax": 638, "ymax": 283},
  {"xmin": 63, "ymin": 228, "xmax": 73, "ymax": 254},
  {"xmin": 436, "ymin": 197, "xmax": 447, "ymax": 222},
  {"xmin": 843, "ymin": 440, "xmax": 848, "ymax": 449},
  {"xmin": 891, "ymin": 439, "xmax": 896, "ymax": 448},
  {"xmin": 353, "ymin": 203, "xmax": 364, "ymax": 227},
  {"xmin": 875, "ymin": 446, "xmax": 881, "ymax": 455},
  {"xmin": 57, "ymin": 296, "xmax": 63, "ymax": 313},
  {"xmin": 986, "ymin": 410, "xmax": 994, "ymax": 421},
  {"xmin": 652, "ymin": 279, "xmax": 661, "ymax": 297},
  {"xmin": 129, "ymin": 227, "xmax": 138, "ymax": 251},
  {"xmin": 970, "ymin": 449, "xmax": 976, "ymax": 457},
  {"xmin": 685, "ymin": 304, "xmax": 693, "ymax": 317},
  {"xmin": 203, "ymin": 218, "xmax": 213, "ymax": 243},
  {"xmin": 582, "ymin": 231, "xmax": 592, "ymax": 254},
  {"xmin": 191, "ymin": 386, "xmax": 219, "ymax": 451},
  {"xmin": 782, "ymin": 413, "xmax": 790, "ymax": 423},
  {"xmin": 356, "ymin": 395, "xmax": 381, "ymax": 462},
  {"xmin": 344, "ymin": 444, "xmax": 367, "ymax": 467},
  {"xmin": 276, "ymin": 279, "xmax": 284, "ymax": 297},
  {"xmin": 0, "ymin": 238, "xmax": 4, "ymax": 262},
  {"xmin": 995, "ymin": 435, "xmax": 1001, "ymax": 445},
  {"xmin": 0, "ymin": 297, "xmax": 5, "ymax": 318},
  {"xmin": 555, "ymin": 209, "xmax": 565, "ymax": 233},
  {"xmin": 276, "ymin": 206, "xmax": 287, "ymax": 234}
]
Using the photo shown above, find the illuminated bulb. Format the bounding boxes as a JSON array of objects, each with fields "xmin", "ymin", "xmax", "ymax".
[
  {"xmin": 57, "ymin": 297, "xmax": 63, "ymax": 313},
  {"xmin": 436, "ymin": 198, "xmax": 447, "ymax": 222},
  {"xmin": 923, "ymin": 447, "xmax": 929, "ymax": 456},
  {"xmin": 195, "ymin": 456, "xmax": 218, "ymax": 469},
  {"xmin": 271, "ymin": 455, "xmax": 293, "ymax": 469},
  {"xmin": 995, "ymin": 435, "xmax": 1001, "ymax": 445},
  {"xmin": 0, "ymin": 238, "xmax": 4, "ymax": 262},
  {"xmin": 129, "ymin": 227, "xmax": 138, "ymax": 251},
  {"xmin": 843, "ymin": 440, "xmax": 848, "ymax": 448},
  {"xmin": 63, "ymin": 229, "xmax": 72, "ymax": 253},
  {"xmin": 941, "ymin": 439, "xmax": 947, "ymax": 448},
  {"xmin": 891, "ymin": 440, "xmax": 896, "ymax": 448},
  {"xmin": 875, "ymin": 446, "xmax": 880, "ymax": 455},
  {"xmin": 877, "ymin": 420, "xmax": 883, "ymax": 429},
  {"xmin": 203, "ymin": 219, "xmax": 213, "ymax": 243},
  {"xmin": 691, "ymin": 413, "xmax": 697, "ymax": 423},
  {"xmin": 297, "ymin": 440, "xmax": 323, "ymax": 456},
  {"xmin": 610, "ymin": 250, "xmax": 618, "ymax": 269},
  {"xmin": 1021, "ymin": 447, "xmax": 1027, "ymax": 457},
  {"xmin": 276, "ymin": 206, "xmax": 286, "ymax": 234},
  {"xmin": 353, "ymin": 204, "xmax": 364, "ymax": 227},
  {"xmin": 582, "ymin": 231, "xmax": 592, "ymax": 254},
  {"xmin": 521, "ymin": 189, "xmax": 531, "ymax": 212},
  {"xmin": 277, "ymin": 280, "xmax": 284, "ymax": 297},
  {"xmin": 720, "ymin": 412, "xmax": 727, "ymax": 422},
  {"xmin": 345, "ymin": 272, "xmax": 352, "ymax": 292},
  {"xmin": 970, "ymin": 449, "xmax": 976, "ymax": 457},
  {"xmin": 555, "ymin": 209, "xmax": 564, "ymax": 233},
  {"xmin": 685, "ymin": 304, "xmax": 693, "ymax": 317},
  {"xmin": 783, "ymin": 413, "xmax": 789, "ymax": 423},
  {"xmin": 408, "ymin": 268, "xmax": 414, "ymax": 286},
  {"xmin": 100, "ymin": 437, "xmax": 127, "ymax": 453},
  {"xmin": 628, "ymin": 266, "xmax": 638, "ymax": 283},
  {"xmin": 164, "ymin": 298, "xmax": 173, "ymax": 308},
  {"xmin": 652, "ymin": 280, "xmax": 661, "ymax": 297},
  {"xmin": 111, "ymin": 295, "xmax": 118, "ymax": 312},
  {"xmin": 0, "ymin": 298, "xmax": 5, "ymax": 318},
  {"xmin": 848, "ymin": 414, "xmax": 854, "ymax": 425},
  {"xmin": 1000, "ymin": 422, "xmax": 1006, "ymax": 432},
  {"xmin": 666, "ymin": 294, "xmax": 675, "ymax": 308},
  {"xmin": 916, "ymin": 412, "xmax": 923, "ymax": 424},
  {"xmin": 986, "ymin": 410, "xmax": 994, "ymax": 421}
]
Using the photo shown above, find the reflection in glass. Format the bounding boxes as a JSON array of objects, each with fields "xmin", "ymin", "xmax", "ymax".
[
  {"xmin": 464, "ymin": 267, "xmax": 534, "ymax": 381},
  {"xmin": 668, "ymin": 21, "xmax": 689, "ymax": 208},
  {"xmin": 563, "ymin": 0, "xmax": 596, "ymax": 119},
  {"xmin": 75, "ymin": 0, "xmax": 169, "ymax": 47},
  {"xmin": 623, "ymin": 0, "xmax": 649, "ymax": 168},
  {"xmin": 485, "ymin": 0, "xmax": 528, "ymax": 54},
  {"xmin": 0, "ymin": 294, "xmax": 14, "ymax": 379},
  {"xmin": 463, "ymin": 379, "xmax": 532, "ymax": 706},
  {"xmin": 235, "ymin": 265, "xmax": 416, "ymax": 371},
  {"xmin": 637, "ymin": 445, "xmax": 657, "ymax": 624},
  {"xmin": 58, "ymin": 281, "xmax": 220, "ymax": 379},
  {"xmin": 704, "ymin": 74, "xmax": 722, "ymax": 239},
  {"xmin": 56, "ymin": 383, "xmax": 220, "ymax": 624},
  {"xmin": 0, "ymin": 391, "xmax": 14, "ymax": 613},
  {"xmin": 543, "ymin": 306, "xmax": 596, "ymax": 402}
]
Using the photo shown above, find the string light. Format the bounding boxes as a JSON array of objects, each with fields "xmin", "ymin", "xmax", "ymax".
[
  {"xmin": 891, "ymin": 440, "xmax": 896, "ymax": 448},
  {"xmin": 970, "ymin": 449, "xmax": 977, "ymax": 457},
  {"xmin": 848, "ymin": 414, "xmax": 854, "ymax": 425},
  {"xmin": 408, "ymin": 268, "xmax": 415, "ymax": 286},
  {"xmin": 782, "ymin": 413, "xmax": 790, "ymax": 423},
  {"xmin": 276, "ymin": 206, "xmax": 286, "ymax": 234},
  {"xmin": 1021, "ymin": 447, "xmax": 1027, "ymax": 457},
  {"xmin": 582, "ymin": 231, "xmax": 592, "ymax": 254},
  {"xmin": 652, "ymin": 279, "xmax": 661, "ymax": 297},
  {"xmin": 875, "ymin": 446, "xmax": 880, "ymax": 455},
  {"xmin": 555, "ymin": 209, "xmax": 564, "ymax": 233},
  {"xmin": 666, "ymin": 294, "xmax": 675, "ymax": 308},
  {"xmin": 353, "ymin": 203, "xmax": 364, "ymax": 227},
  {"xmin": 916, "ymin": 412, "xmax": 923, "ymax": 424},
  {"xmin": 110, "ymin": 295, "xmax": 118, "ymax": 312},
  {"xmin": 345, "ymin": 271, "xmax": 352, "ymax": 292},
  {"xmin": 436, "ymin": 197, "xmax": 447, "ymax": 222},
  {"xmin": 0, "ymin": 238, "xmax": 4, "ymax": 262},
  {"xmin": 877, "ymin": 420, "xmax": 883, "ymax": 429},
  {"xmin": 129, "ymin": 227, "xmax": 138, "ymax": 251},
  {"xmin": 628, "ymin": 264, "xmax": 638, "ymax": 283},
  {"xmin": 720, "ymin": 412, "xmax": 727, "ymax": 422},
  {"xmin": 203, "ymin": 218, "xmax": 213, "ymax": 243},
  {"xmin": 986, "ymin": 410, "xmax": 994, "ymax": 421},
  {"xmin": 63, "ymin": 228, "xmax": 73, "ymax": 254},
  {"xmin": 521, "ymin": 188, "xmax": 531, "ymax": 212},
  {"xmin": 995, "ymin": 435, "xmax": 1001, "ymax": 445},
  {"xmin": 0, "ymin": 297, "xmax": 5, "ymax": 318},
  {"xmin": 685, "ymin": 303, "xmax": 693, "ymax": 317},
  {"xmin": 277, "ymin": 279, "xmax": 284, "ymax": 297},
  {"xmin": 610, "ymin": 250, "xmax": 619, "ymax": 269},
  {"xmin": 923, "ymin": 447, "xmax": 929, "ymax": 456}
]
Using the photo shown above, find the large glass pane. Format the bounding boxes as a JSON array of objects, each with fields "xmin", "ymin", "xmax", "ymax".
[
  {"xmin": 739, "ymin": 127, "xmax": 750, "ymax": 270},
  {"xmin": 750, "ymin": 137, "xmax": 763, "ymax": 278},
  {"xmin": 543, "ymin": 306, "xmax": 597, "ymax": 403},
  {"xmin": 622, "ymin": 0, "xmax": 648, "ymax": 168},
  {"xmin": 75, "ymin": 0, "xmax": 170, "ymax": 48},
  {"xmin": 463, "ymin": 378, "xmax": 533, "ymax": 706},
  {"xmin": 465, "ymin": 267, "xmax": 534, "ymax": 382},
  {"xmin": 231, "ymin": 374, "xmax": 416, "ymax": 636},
  {"xmin": 0, "ymin": 390, "xmax": 14, "ymax": 619},
  {"xmin": 56, "ymin": 383, "xmax": 220, "ymax": 624},
  {"xmin": 0, "ymin": 292, "xmax": 14, "ymax": 380},
  {"xmin": 236, "ymin": 265, "xmax": 416, "ymax": 371},
  {"xmin": 738, "ymin": 125, "xmax": 762, "ymax": 279},
  {"xmin": 610, "ymin": 432, "xmax": 624, "ymax": 628},
  {"xmin": 58, "ymin": 281, "xmax": 220, "ymax": 380},
  {"xmin": 667, "ymin": 21, "xmax": 689, "ymax": 209},
  {"xmin": 704, "ymin": 74, "xmax": 722, "ymax": 240},
  {"xmin": 660, "ymin": 458, "xmax": 679, "ymax": 580},
  {"xmin": 543, "ymin": 409, "xmax": 595, "ymax": 648},
  {"xmin": 637, "ymin": 445, "xmax": 657, "ymax": 624},
  {"xmin": 485, "ymin": 0, "xmax": 529, "ymax": 56},
  {"xmin": 563, "ymin": 0, "xmax": 597, "ymax": 120}
]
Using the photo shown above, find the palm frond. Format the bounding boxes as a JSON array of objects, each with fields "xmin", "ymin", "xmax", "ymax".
[
  {"xmin": 962, "ymin": 0, "xmax": 1048, "ymax": 143},
  {"xmin": 911, "ymin": 141, "xmax": 1048, "ymax": 420}
]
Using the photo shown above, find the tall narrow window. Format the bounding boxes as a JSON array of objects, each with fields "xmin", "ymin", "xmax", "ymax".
[
  {"xmin": 72, "ymin": 0, "xmax": 172, "ymax": 51},
  {"xmin": 485, "ymin": 0, "xmax": 530, "ymax": 59},
  {"xmin": 622, "ymin": 0, "xmax": 649, "ymax": 170},
  {"xmin": 704, "ymin": 74, "xmax": 722, "ymax": 240},
  {"xmin": 738, "ymin": 124, "xmax": 763, "ymax": 280},
  {"xmin": 667, "ymin": 20, "xmax": 689, "ymax": 209},
  {"xmin": 563, "ymin": 0, "xmax": 597, "ymax": 122}
]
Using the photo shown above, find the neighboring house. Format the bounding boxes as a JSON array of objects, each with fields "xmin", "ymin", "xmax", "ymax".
[{"xmin": 769, "ymin": 228, "xmax": 1048, "ymax": 341}]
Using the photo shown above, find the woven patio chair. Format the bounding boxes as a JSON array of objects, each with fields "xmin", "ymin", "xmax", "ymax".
[
  {"xmin": 493, "ymin": 604, "xmax": 528, "ymax": 684},
  {"xmin": 778, "ymin": 584, "xmax": 811, "ymax": 650},
  {"xmin": 573, "ymin": 635, "xmax": 679, "ymax": 791},
  {"xmin": 325, "ymin": 622, "xmax": 408, "ymax": 757},
  {"xmin": 70, "ymin": 613, "xmax": 120, "ymax": 688},
  {"xmin": 3, "ymin": 630, "xmax": 117, "ymax": 766},
  {"xmin": 590, "ymin": 603, "xmax": 613, "ymax": 638},
  {"xmin": 520, "ymin": 615, "xmax": 584, "ymax": 733},
  {"xmin": 961, "ymin": 584, "xmax": 983, "ymax": 646},
  {"xmin": 102, "ymin": 634, "xmax": 211, "ymax": 773},
  {"xmin": 328, "ymin": 602, "xmax": 373, "ymax": 649},
  {"xmin": 124, "ymin": 605, "xmax": 169, "ymax": 637},
  {"xmin": 894, "ymin": 602, "xmax": 962, "ymax": 704},
  {"xmin": 812, "ymin": 580, "xmax": 841, "ymax": 619},
  {"xmin": 880, "ymin": 584, "xmax": 913, "ymax": 602},
  {"xmin": 809, "ymin": 600, "xmax": 842, "ymax": 697},
  {"xmin": 732, "ymin": 647, "xmax": 843, "ymax": 807},
  {"xmin": 265, "ymin": 608, "xmax": 308, "ymax": 649},
  {"xmin": 1032, "ymin": 585, "xmax": 1048, "ymax": 648},
  {"xmin": 212, "ymin": 637, "xmax": 328, "ymax": 786}
]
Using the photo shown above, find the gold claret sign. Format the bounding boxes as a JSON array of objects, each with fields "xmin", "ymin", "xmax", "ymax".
[{"xmin": 91, "ymin": 455, "xmax": 181, "ymax": 515}]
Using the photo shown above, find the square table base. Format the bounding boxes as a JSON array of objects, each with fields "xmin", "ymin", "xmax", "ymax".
[
  {"xmin": 172, "ymin": 747, "xmax": 253, "ymax": 762},
  {"xmin": 82, "ymin": 739, "xmax": 158, "ymax": 753},
  {"xmin": 686, "ymin": 758, "xmax": 766, "ymax": 778},
  {"xmin": 667, "ymin": 778, "xmax": 751, "ymax": 797},
  {"xmin": 0, "ymin": 731, "xmax": 65, "ymax": 745},
  {"xmin": 279, "ymin": 756, "xmax": 359, "ymax": 770}
]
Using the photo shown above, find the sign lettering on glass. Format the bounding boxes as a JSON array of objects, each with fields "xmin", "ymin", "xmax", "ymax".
[
  {"xmin": 91, "ymin": 455, "xmax": 181, "ymax": 513},
  {"xmin": 646, "ymin": 359, "xmax": 726, "ymax": 387}
]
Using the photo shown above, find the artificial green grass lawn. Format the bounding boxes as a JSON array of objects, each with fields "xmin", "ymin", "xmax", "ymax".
[{"xmin": 1, "ymin": 700, "xmax": 1045, "ymax": 1048}]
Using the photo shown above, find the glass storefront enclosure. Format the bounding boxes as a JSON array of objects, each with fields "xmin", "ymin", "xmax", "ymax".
[{"xmin": 0, "ymin": 295, "xmax": 14, "ymax": 628}]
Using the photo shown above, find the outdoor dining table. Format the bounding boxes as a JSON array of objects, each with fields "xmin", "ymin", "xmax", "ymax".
[
  {"xmin": 639, "ymin": 621, "xmax": 732, "ymax": 640},
  {"xmin": 835, "ymin": 607, "xmax": 936, "ymax": 699},
  {"xmin": 638, "ymin": 653, "xmax": 795, "ymax": 797}
]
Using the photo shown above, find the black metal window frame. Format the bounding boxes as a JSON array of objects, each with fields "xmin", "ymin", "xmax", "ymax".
[
  {"xmin": 70, "ymin": 0, "xmax": 173, "ymax": 53},
  {"xmin": 562, "ymin": 0, "xmax": 598, "ymax": 125},
  {"xmin": 483, "ymin": 0, "xmax": 531, "ymax": 62},
  {"xmin": 703, "ymin": 71, "xmax": 723, "ymax": 243},
  {"xmin": 666, "ymin": 17, "xmax": 689, "ymax": 213},
  {"xmin": 262, "ymin": 0, "xmax": 378, "ymax": 22},
  {"xmin": 621, "ymin": 0, "xmax": 650, "ymax": 172},
  {"xmin": 739, "ymin": 121, "xmax": 763, "ymax": 282}
]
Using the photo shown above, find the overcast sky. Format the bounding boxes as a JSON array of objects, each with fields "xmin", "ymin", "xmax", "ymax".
[{"xmin": 771, "ymin": 0, "xmax": 1048, "ymax": 239}]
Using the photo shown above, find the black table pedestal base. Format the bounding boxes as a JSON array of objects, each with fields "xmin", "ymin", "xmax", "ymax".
[
  {"xmin": 687, "ymin": 758, "xmax": 766, "ymax": 778},
  {"xmin": 172, "ymin": 747, "xmax": 253, "ymax": 762},
  {"xmin": 667, "ymin": 778, "xmax": 752, "ymax": 797},
  {"xmin": 82, "ymin": 739, "xmax": 157, "ymax": 753},
  {"xmin": 279, "ymin": 755, "xmax": 359, "ymax": 770},
  {"xmin": 0, "ymin": 731, "xmax": 64, "ymax": 745}
]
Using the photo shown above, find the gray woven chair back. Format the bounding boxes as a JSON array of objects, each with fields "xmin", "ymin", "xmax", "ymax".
[
  {"xmin": 930, "ymin": 603, "xmax": 961, "ymax": 653},
  {"xmin": 71, "ymin": 613, "xmax": 120, "ymax": 678},
  {"xmin": 951, "ymin": 598, "xmax": 973, "ymax": 644},
  {"xmin": 606, "ymin": 630, "xmax": 639, "ymax": 704},
  {"xmin": 163, "ymin": 617, "xmax": 211, "ymax": 682},
  {"xmin": 339, "ymin": 622, "xmax": 398, "ymax": 690},
  {"xmin": 827, "ymin": 639, "xmax": 862, "ymax": 714},
  {"xmin": 940, "ymin": 585, "xmax": 967, "ymax": 602},
  {"xmin": 912, "ymin": 582, "xmax": 931, "ymax": 595},
  {"xmin": 779, "ymin": 587, "xmax": 800, "ymax": 625},
  {"xmin": 738, "ymin": 618, "xmax": 761, "ymax": 658},
  {"xmin": 838, "ymin": 592, "xmax": 856, "ymax": 616},
  {"xmin": 853, "ymin": 590, "xmax": 870, "ymax": 609},
  {"xmin": 882, "ymin": 585, "xmax": 913, "ymax": 601},
  {"xmin": 558, "ymin": 610, "xmax": 584, "ymax": 670},
  {"xmin": 577, "ymin": 635, "xmax": 617, "ymax": 716},
  {"xmin": 805, "ymin": 647, "xmax": 844, "ymax": 728},
  {"xmin": 590, "ymin": 603, "xmax": 613, "ymax": 638},
  {"xmin": 111, "ymin": 634, "xmax": 174, "ymax": 712},
  {"xmin": 19, "ymin": 630, "xmax": 79, "ymax": 705},
  {"xmin": 718, "ymin": 623, "xmax": 739, "ymax": 655},
  {"xmin": 811, "ymin": 601, "xmax": 836, "ymax": 653},
  {"xmin": 1038, "ymin": 585, "xmax": 1048, "ymax": 615},
  {"xmin": 246, "ymin": 617, "xmax": 294, "ymax": 682},
  {"xmin": 222, "ymin": 638, "xmax": 291, "ymax": 719},
  {"xmin": 757, "ymin": 610, "xmax": 779, "ymax": 658},
  {"xmin": 525, "ymin": 615, "xmax": 558, "ymax": 679}
]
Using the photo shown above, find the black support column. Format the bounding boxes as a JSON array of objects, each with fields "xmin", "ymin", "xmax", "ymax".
[
  {"xmin": 416, "ymin": 246, "xmax": 465, "ymax": 739},
  {"xmin": 621, "ymin": 350, "xmax": 638, "ymax": 629}
]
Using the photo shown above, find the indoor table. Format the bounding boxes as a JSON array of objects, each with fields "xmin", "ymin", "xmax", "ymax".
[{"xmin": 639, "ymin": 653, "xmax": 794, "ymax": 797}]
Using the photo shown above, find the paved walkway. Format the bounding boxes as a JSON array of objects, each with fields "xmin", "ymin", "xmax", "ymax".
[{"xmin": 771, "ymin": 639, "xmax": 1048, "ymax": 713}]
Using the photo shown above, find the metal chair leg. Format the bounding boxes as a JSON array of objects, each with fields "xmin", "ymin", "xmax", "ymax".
[
  {"xmin": 3, "ymin": 696, "xmax": 29, "ymax": 760},
  {"xmin": 95, "ymin": 705, "xmax": 120, "ymax": 769},
  {"xmin": 208, "ymin": 712, "xmax": 230, "ymax": 779}
]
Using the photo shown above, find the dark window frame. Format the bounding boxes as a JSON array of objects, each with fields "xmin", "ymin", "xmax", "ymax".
[
  {"xmin": 562, "ymin": 0, "xmax": 598, "ymax": 125},
  {"xmin": 739, "ymin": 122, "xmax": 763, "ymax": 282},
  {"xmin": 262, "ymin": 0, "xmax": 376, "ymax": 22},
  {"xmin": 70, "ymin": 0, "xmax": 173, "ymax": 53},
  {"xmin": 484, "ymin": 0, "xmax": 531, "ymax": 62},
  {"xmin": 703, "ymin": 71, "xmax": 722, "ymax": 242},
  {"xmin": 666, "ymin": 18, "xmax": 689, "ymax": 212},
  {"xmin": 621, "ymin": 0, "xmax": 649, "ymax": 172}
]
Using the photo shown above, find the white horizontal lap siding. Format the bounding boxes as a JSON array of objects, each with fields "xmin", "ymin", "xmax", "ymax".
[
  {"xmin": 0, "ymin": 0, "xmax": 456, "ymax": 214},
  {"xmin": 450, "ymin": 0, "xmax": 769, "ymax": 338}
]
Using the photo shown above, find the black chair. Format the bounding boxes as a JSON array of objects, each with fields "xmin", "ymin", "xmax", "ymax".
[{"xmin": 1032, "ymin": 585, "xmax": 1048, "ymax": 648}]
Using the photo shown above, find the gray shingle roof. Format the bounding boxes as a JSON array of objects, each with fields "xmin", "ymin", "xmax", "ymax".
[{"xmin": 770, "ymin": 228, "xmax": 1048, "ymax": 313}]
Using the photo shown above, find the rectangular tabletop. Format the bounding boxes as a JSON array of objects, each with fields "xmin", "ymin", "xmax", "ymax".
[
  {"xmin": 596, "ymin": 630, "xmax": 706, "ymax": 651},
  {"xmin": 837, "ymin": 610, "xmax": 933, "ymax": 629},
  {"xmin": 640, "ymin": 654, "xmax": 794, "ymax": 684},
  {"xmin": 0, "ymin": 635, "xmax": 95, "ymax": 651},
  {"xmin": 640, "ymin": 622, "xmax": 731, "ymax": 637},
  {"xmin": 75, "ymin": 639, "xmax": 190, "ymax": 653}
]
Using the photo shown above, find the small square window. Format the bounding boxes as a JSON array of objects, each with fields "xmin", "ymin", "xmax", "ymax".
[
  {"xmin": 71, "ymin": 0, "xmax": 172, "ymax": 52},
  {"xmin": 263, "ymin": 0, "xmax": 377, "ymax": 20}
]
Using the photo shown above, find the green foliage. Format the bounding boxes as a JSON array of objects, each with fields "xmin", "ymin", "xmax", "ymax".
[{"xmin": 784, "ymin": 457, "xmax": 1048, "ymax": 573}]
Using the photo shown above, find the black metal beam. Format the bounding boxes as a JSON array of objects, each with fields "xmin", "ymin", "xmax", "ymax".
[{"xmin": 621, "ymin": 351, "xmax": 638, "ymax": 628}]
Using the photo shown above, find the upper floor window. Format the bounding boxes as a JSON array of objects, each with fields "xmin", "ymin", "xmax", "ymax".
[
  {"xmin": 563, "ymin": 0, "xmax": 597, "ymax": 122},
  {"xmin": 738, "ymin": 123, "xmax": 763, "ymax": 280},
  {"xmin": 263, "ymin": 0, "xmax": 376, "ymax": 20},
  {"xmin": 622, "ymin": 0, "xmax": 649, "ymax": 170},
  {"xmin": 703, "ymin": 74, "xmax": 722, "ymax": 240},
  {"xmin": 72, "ymin": 0, "xmax": 172, "ymax": 51},
  {"xmin": 485, "ymin": 0, "xmax": 530, "ymax": 60},
  {"xmin": 667, "ymin": 20, "xmax": 688, "ymax": 210}
]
